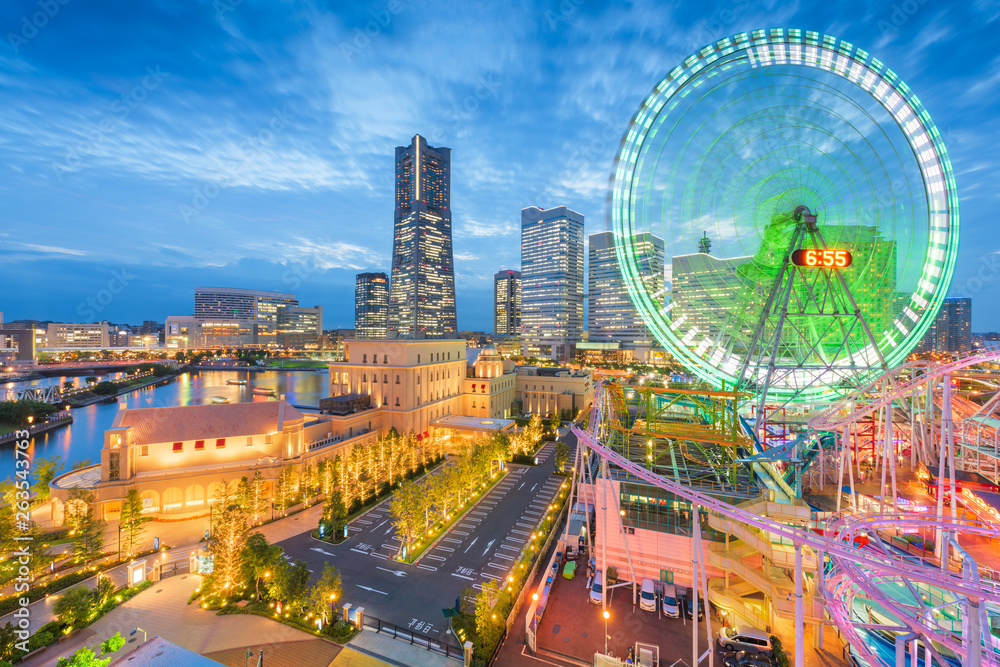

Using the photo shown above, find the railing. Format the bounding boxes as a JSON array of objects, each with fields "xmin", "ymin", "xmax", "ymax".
[{"xmin": 361, "ymin": 614, "xmax": 463, "ymax": 660}]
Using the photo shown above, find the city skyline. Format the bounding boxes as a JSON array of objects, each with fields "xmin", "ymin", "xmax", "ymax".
[{"xmin": 3, "ymin": 2, "xmax": 999, "ymax": 330}]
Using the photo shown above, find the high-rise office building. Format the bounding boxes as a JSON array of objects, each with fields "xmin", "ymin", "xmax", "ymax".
[
  {"xmin": 588, "ymin": 231, "xmax": 664, "ymax": 348},
  {"xmin": 918, "ymin": 297, "xmax": 972, "ymax": 353},
  {"xmin": 520, "ymin": 206, "xmax": 584, "ymax": 361},
  {"xmin": 387, "ymin": 135, "xmax": 457, "ymax": 339},
  {"xmin": 194, "ymin": 286, "xmax": 298, "ymax": 321},
  {"xmin": 355, "ymin": 272, "xmax": 389, "ymax": 339},
  {"xmin": 494, "ymin": 270, "xmax": 521, "ymax": 336}
]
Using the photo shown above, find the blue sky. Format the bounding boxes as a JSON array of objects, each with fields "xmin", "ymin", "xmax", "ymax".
[{"xmin": 1, "ymin": 0, "xmax": 999, "ymax": 331}]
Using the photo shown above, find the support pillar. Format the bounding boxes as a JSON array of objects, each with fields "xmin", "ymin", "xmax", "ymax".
[
  {"xmin": 794, "ymin": 544, "xmax": 804, "ymax": 667},
  {"xmin": 692, "ymin": 503, "xmax": 700, "ymax": 667}
]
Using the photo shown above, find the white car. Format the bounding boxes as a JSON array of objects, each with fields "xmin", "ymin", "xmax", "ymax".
[
  {"xmin": 661, "ymin": 583, "xmax": 679, "ymax": 618},
  {"xmin": 589, "ymin": 568, "xmax": 604, "ymax": 605},
  {"xmin": 640, "ymin": 578, "xmax": 656, "ymax": 612}
]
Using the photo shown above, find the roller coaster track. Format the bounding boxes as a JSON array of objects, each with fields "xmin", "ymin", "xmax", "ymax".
[
  {"xmin": 575, "ymin": 382, "xmax": 1000, "ymax": 666},
  {"xmin": 809, "ymin": 349, "xmax": 1000, "ymax": 431}
]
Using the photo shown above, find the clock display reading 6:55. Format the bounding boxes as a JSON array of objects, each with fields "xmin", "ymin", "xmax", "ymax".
[{"xmin": 790, "ymin": 248, "xmax": 853, "ymax": 268}]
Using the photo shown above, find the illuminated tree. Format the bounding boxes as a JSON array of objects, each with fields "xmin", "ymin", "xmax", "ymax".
[
  {"xmin": 247, "ymin": 471, "xmax": 269, "ymax": 526},
  {"xmin": 306, "ymin": 563, "xmax": 343, "ymax": 626},
  {"xmin": 71, "ymin": 508, "xmax": 105, "ymax": 563},
  {"xmin": 388, "ymin": 481, "xmax": 422, "ymax": 559},
  {"xmin": 209, "ymin": 480, "xmax": 247, "ymax": 595},
  {"xmin": 119, "ymin": 488, "xmax": 149, "ymax": 558}
]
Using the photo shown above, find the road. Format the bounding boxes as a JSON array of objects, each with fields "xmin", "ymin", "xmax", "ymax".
[{"xmin": 276, "ymin": 437, "xmax": 574, "ymax": 646}]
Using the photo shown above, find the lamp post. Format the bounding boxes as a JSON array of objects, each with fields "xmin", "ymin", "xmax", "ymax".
[
  {"xmin": 118, "ymin": 523, "xmax": 122, "ymax": 562},
  {"xmin": 130, "ymin": 627, "xmax": 148, "ymax": 643},
  {"xmin": 603, "ymin": 610, "xmax": 610, "ymax": 655}
]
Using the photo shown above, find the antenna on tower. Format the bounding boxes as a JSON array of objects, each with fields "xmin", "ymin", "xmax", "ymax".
[{"xmin": 697, "ymin": 231, "xmax": 711, "ymax": 254}]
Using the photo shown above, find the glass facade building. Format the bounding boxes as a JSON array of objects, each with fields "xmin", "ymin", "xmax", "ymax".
[
  {"xmin": 588, "ymin": 231, "xmax": 664, "ymax": 348},
  {"xmin": 355, "ymin": 272, "xmax": 389, "ymax": 339},
  {"xmin": 388, "ymin": 135, "xmax": 457, "ymax": 339},
  {"xmin": 494, "ymin": 270, "xmax": 521, "ymax": 336},
  {"xmin": 520, "ymin": 206, "xmax": 584, "ymax": 360},
  {"xmin": 918, "ymin": 297, "xmax": 972, "ymax": 353}
]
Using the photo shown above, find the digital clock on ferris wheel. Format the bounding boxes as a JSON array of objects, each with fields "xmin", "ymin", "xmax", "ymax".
[{"xmin": 790, "ymin": 248, "xmax": 853, "ymax": 268}]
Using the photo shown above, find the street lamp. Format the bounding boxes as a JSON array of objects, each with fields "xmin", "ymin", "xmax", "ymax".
[
  {"xmin": 130, "ymin": 627, "xmax": 148, "ymax": 642},
  {"xmin": 603, "ymin": 610, "xmax": 610, "ymax": 655}
]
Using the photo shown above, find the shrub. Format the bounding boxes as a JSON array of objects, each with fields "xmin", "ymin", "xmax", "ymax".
[{"xmin": 771, "ymin": 635, "xmax": 789, "ymax": 667}]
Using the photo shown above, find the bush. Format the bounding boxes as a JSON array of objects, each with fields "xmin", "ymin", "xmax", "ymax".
[
  {"xmin": 91, "ymin": 381, "xmax": 118, "ymax": 396},
  {"xmin": 771, "ymin": 635, "xmax": 789, "ymax": 667},
  {"xmin": 510, "ymin": 454, "xmax": 536, "ymax": 465}
]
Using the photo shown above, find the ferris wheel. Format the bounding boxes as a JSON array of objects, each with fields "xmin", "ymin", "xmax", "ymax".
[{"xmin": 609, "ymin": 29, "xmax": 959, "ymax": 411}]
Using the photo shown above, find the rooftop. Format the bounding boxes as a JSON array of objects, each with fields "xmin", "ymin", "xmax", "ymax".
[
  {"xmin": 431, "ymin": 415, "xmax": 515, "ymax": 433},
  {"xmin": 107, "ymin": 636, "xmax": 223, "ymax": 666},
  {"xmin": 112, "ymin": 400, "xmax": 304, "ymax": 446}
]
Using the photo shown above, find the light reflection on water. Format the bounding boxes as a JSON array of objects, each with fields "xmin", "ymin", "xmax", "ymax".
[{"xmin": 0, "ymin": 370, "xmax": 328, "ymax": 474}]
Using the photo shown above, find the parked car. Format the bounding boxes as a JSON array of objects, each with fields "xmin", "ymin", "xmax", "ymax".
[
  {"xmin": 589, "ymin": 568, "xmax": 604, "ymax": 605},
  {"xmin": 682, "ymin": 592, "xmax": 704, "ymax": 620},
  {"xmin": 640, "ymin": 578, "xmax": 657, "ymax": 612},
  {"xmin": 661, "ymin": 583, "xmax": 679, "ymax": 618},
  {"xmin": 718, "ymin": 626, "xmax": 773, "ymax": 654},
  {"xmin": 721, "ymin": 650, "xmax": 776, "ymax": 667}
]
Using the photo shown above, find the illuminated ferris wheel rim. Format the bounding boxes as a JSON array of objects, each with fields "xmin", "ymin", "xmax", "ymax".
[{"xmin": 609, "ymin": 28, "xmax": 959, "ymax": 399}]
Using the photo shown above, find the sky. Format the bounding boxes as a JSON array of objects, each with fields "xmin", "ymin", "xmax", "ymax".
[{"xmin": 1, "ymin": 0, "xmax": 999, "ymax": 332}]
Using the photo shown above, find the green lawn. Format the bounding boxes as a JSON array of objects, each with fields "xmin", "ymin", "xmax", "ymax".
[
  {"xmin": 264, "ymin": 359, "xmax": 329, "ymax": 369},
  {"xmin": 0, "ymin": 422, "xmax": 24, "ymax": 437}
]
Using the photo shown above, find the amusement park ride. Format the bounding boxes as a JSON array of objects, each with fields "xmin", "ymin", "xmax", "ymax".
[{"xmin": 562, "ymin": 29, "xmax": 1000, "ymax": 667}]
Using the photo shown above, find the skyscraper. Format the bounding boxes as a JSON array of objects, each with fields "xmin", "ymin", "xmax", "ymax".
[
  {"xmin": 588, "ymin": 231, "xmax": 664, "ymax": 348},
  {"xmin": 387, "ymin": 135, "xmax": 457, "ymax": 339},
  {"xmin": 193, "ymin": 286, "xmax": 298, "ymax": 345},
  {"xmin": 520, "ymin": 206, "xmax": 584, "ymax": 360},
  {"xmin": 355, "ymin": 272, "xmax": 389, "ymax": 339},
  {"xmin": 917, "ymin": 297, "xmax": 972, "ymax": 353},
  {"xmin": 494, "ymin": 270, "xmax": 521, "ymax": 336}
]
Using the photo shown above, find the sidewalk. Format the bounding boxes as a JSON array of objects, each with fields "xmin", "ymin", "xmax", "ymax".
[{"xmin": 20, "ymin": 574, "xmax": 343, "ymax": 667}]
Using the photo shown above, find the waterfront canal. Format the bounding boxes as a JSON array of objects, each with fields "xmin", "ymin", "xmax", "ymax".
[{"xmin": 0, "ymin": 370, "xmax": 329, "ymax": 474}]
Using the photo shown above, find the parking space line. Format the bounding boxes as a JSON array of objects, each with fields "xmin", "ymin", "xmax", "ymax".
[
  {"xmin": 350, "ymin": 548, "xmax": 369, "ymax": 555},
  {"xmin": 481, "ymin": 573, "xmax": 501, "ymax": 581},
  {"xmin": 487, "ymin": 563, "xmax": 508, "ymax": 570},
  {"xmin": 494, "ymin": 553, "xmax": 514, "ymax": 561},
  {"xmin": 417, "ymin": 564, "xmax": 437, "ymax": 571},
  {"xmin": 453, "ymin": 531, "xmax": 470, "ymax": 536},
  {"xmin": 443, "ymin": 538, "xmax": 462, "ymax": 544},
  {"xmin": 435, "ymin": 546, "xmax": 455, "ymax": 552},
  {"xmin": 510, "ymin": 529, "xmax": 531, "ymax": 537},
  {"xmin": 451, "ymin": 573, "xmax": 475, "ymax": 580},
  {"xmin": 370, "ymin": 552, "xmax": 388, "ymax": 560},
  {"xmin": 381, "ymin": 544, "xmax": 397, "ymax": 550},
  {"xmin": 356, "ymin": 519, "xmax": 372, "ymax": 525}
]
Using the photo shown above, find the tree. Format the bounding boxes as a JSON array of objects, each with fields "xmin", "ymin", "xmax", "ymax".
[
  {"xmin": 65, "ymin": 488, "xmax": 94, "ymax": 532},
  {"xmin": 72, "ymin": 508, "xmax": 106, "ymax": 563},
  {"xmin": 240, "ymin": 532, "xmax": 283, "ymax": 601},
  {"xmin": 267, "ymin": 559, "xmax": 310, "ymax": 615},
  {"xmin": 84, "ymin": 376, "xmax": 98, "ymax": 386},
  {"xmin": 62, "ymin": 380, "xmax": 75, "ymax": 390},
  {"xmin": 54, "ymin": 586, "xmax": 94, "ymax": 628},
  {"xmin": 554, "ymin": 440, "xmax": 570, "ymax": 473},
  {"xmin": 388, "ymin": 481, "xmax": 422, "ymax": 559},
  {"xmin": 33, "ymin": 457, "xmax": 65, "ymax": 502},
  {"xmin": 247, "ymin": 471, "xmax": 269, "ymax": 526},
  {"xmin": 119, "ymin": 489, "xmax": 149, "ymax": 559},
  {"xmin": 474, "ymin": 579, "xmax": 505, "ymax": 658},
  {"xmin": 91, "ymin": 382, "xmax": 118, "ymax": 396},
  {"xmin": 306, "ymin": 563, "xmax": 343, "ymax": 626},
  {"xmin": 55, "ymin": 632, "xmax": 125, "ymax": 667},
  {"xmin": 209, "ymin": 480, "xmax": 247, "ymax": 595},
  {"xmin": 320, "ymin": 483, "xmax": 348, "ymax": 539}
]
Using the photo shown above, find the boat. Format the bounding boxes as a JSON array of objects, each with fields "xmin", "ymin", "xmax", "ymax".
[
  {"xmin": 227, "ymin": 379, "xmax": 248, "ymax": 386},
  {"xmin": 252, "ymin": 388, "xmax": 276, "ymax": 396},
  {"xmin": 210, "ymin": 396, "xmax": 230, "ymax": 404}
]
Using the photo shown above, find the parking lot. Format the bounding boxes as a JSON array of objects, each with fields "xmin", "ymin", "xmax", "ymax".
[
  {"xmin": 535, "ymin": 561, "xmax": 726, "ymax": 666},
  {"xmin": 274, "ymin": 441, "xmax": 568, "ymax": 647}
]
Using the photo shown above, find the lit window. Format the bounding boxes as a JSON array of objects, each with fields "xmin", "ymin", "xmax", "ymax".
[
  {"xmin": 195, "ymin": 440, "xmax": 205, "ymax": 451},
  {"xmin": 140, "ymin": 445, "xmax": 149, "ymax": 456},
  {"xmin": 172, "ymin": 442, "xmax": 183, "ymax": 453},
  {"xmin": 246, "ymin": 436, "xmax": 253, "ymax": 446},
  {"xmin": 216, "ymin": 438, "xmax": 225, "ymax": 448}
]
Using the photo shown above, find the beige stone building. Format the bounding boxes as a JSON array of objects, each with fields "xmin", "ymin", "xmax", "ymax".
[
  {"xmin": 461, "ymin": 346, "xmax": 516, "ymax": 419},
  {"xmin": 515, "ymin": 365, "xmax": 594, "ymax": 418},
  {"xmin": 327, "ymin": 339, "xmax": 467, "ymax": 437}
]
